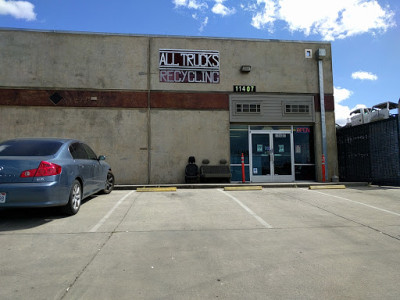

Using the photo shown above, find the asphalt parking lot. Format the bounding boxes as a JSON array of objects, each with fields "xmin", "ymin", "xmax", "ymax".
[{"xmin": 0, "ymin": 185, "xmax": 399, "ymax": 300}]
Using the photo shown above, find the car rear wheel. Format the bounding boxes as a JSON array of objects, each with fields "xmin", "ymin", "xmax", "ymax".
[
  {"xmin": 62, "ymin": 180, "xmax": 82, "ymax": 215},
  {"xmin": 103, "ymin": 171, "xmax": 114, "ymax": 194}
]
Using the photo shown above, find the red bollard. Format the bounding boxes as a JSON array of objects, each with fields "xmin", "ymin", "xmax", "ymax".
[
  {"xmin": 321, "ymin": 154, "xmax": 326, "ymax": 182},
  {"xmin": 241, "ymin": 153, "xmax": 245, "ymax": 183}
]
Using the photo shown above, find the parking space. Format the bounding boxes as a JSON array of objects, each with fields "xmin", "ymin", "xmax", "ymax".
[{"xmin": 0, "ymin": 186, "xmax": 399, "ymax": 299}]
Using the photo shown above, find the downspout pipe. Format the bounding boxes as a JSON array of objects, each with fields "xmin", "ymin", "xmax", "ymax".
[
  {"xmin": 317, "ymin": 49, "xmax": 328, "ymax": 182},
  {"xmin": 147, "ymin": 38, "xmax": 152, "ymax": 184}
]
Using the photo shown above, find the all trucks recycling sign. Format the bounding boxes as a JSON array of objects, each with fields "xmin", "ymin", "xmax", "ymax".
[{"xmin": 159, "ymin": 49, "xmax": 220, "ymax": 84}]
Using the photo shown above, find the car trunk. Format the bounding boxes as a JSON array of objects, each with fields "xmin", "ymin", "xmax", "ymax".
[{"xmin": 0, "ymin": 157, "xmax": 47, "ymax": 183}]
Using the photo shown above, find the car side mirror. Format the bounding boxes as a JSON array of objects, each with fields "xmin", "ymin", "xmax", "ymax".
[{"xmin": 98, "ymin": 155, "xmax": 106, "ymax": 161}]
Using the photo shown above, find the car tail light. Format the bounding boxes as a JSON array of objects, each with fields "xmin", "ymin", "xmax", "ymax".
[{"xmin": 20, "ymin": 161, "xmax": 62, "ymax": 178}]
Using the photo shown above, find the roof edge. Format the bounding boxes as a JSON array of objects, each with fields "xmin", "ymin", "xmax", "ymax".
[{"xmin": 0, "ymin": 27, "xmax": 332, "ymax": 45}]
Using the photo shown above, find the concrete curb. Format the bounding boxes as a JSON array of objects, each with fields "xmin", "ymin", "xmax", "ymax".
[
  {"xmin": 224, "ymin": 186, "xmax": 263, "ymax": 191},
  {"xmin": 309, "ymin": 185, "xmax": 346, "ymax": 190},
  {"xmin": 137, "ymin": 187, "xmax": 177, "ymax": 192},
  {"xmin": 115, "ymin": 182, "xmax": 369, "ymax": 190}
]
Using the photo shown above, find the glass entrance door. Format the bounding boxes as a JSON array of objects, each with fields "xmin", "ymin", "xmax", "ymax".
[
  {"xmin": 250, "ymin": 130, "xmax": 294, "ymax": 182},
  {"xmin": 251, "ymin": 133, "xmax": 271, "ymax": 178}
]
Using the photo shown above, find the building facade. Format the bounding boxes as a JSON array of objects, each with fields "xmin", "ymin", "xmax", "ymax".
[{"xmin": 0, "ymin": 29, "xmax": 338, "ymax": 184}]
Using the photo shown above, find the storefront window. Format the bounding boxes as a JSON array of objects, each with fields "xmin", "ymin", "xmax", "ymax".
[
  {"xmin": 230, "ymin": 126, "xmax": 249, "ymax": 164},
  {"xmin": 295, "ymin": 165, "xmax": 316, "ymax": 180},
  {"xmin": 293, "ymin": 126, "xmax": 314, "ymax": 164},
  {"xmin": 230, "ymin": 166, "xmax": 250, "ymax": 182},
  {"xmin": 230, "ymin": 125, "xmax": 249, "ymax": 181},
  {"xmin": 293, "ymin": 126, "xmax": 315, "ymax": 180},
  {"xmin": 230, "ymin": 125, "xmax": 315, "ymax": 181}
]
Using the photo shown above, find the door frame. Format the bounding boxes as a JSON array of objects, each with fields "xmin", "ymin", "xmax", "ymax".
[{"xmin": 249, "ymin": 130, "xmax": 295, "ymax": 183}]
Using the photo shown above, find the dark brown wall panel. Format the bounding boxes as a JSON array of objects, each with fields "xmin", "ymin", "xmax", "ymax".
[
  {"xmin": 314, "ymin": 94, "xmax": 335, "ymax": 112},
  {"xmin": 151, "ymin": 92, "xmax": 229, "ymax": 110},
  {"xmin": 0, "ymin": 89, "xmax": 148, "ymax": 108},
  {"xmin": 1, "ymin": 89, "xmax": 328, "ymax": 112}
]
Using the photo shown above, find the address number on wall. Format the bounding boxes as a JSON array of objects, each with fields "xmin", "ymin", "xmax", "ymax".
[{"xmin": 233, "ymin": 85, "xmax": 256, "ymax": 93}]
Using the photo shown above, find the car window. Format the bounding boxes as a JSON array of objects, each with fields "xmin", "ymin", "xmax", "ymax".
[
  {"xmin": 69, "ymin": 143, "xmax": 89, "ymax": 160},
  {"xmin": 0, "ymin": 140, "xmax": 63, "ymax": 156},
  {"xmin": 82, "ymin": 143, "xmax": 98, "ymax": 160}
]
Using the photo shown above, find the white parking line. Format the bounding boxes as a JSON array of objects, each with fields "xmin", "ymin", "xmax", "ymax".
[
  {"xmin": 308, "ymin": 189, "xmax": 400, "ymax": 217},
  {"xmin": 90, "ymin": 191, "xmax": 135, "ymax": 232},
  {"xmin": 218, "ymin": 189, "xmax": 273, "ymax": 229}
]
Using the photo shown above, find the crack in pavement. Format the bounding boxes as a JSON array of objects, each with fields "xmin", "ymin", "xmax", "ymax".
[{"xmin": 59, "ymin": 191, "xmax": 142, "ymax": 300}]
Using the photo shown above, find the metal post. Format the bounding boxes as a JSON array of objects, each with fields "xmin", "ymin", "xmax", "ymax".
[
  {"xmin": 318, "ymin": 53, "xmax": 328, "ymax": 182},
  {"xmin": 241, "ymin": 153, "xmax": 245, "ymax": 183}
]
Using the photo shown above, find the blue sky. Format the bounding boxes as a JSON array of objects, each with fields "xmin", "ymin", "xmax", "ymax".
[{"xmin": 0, "ymin": 0, "xmax": 398, "ymax": 125}]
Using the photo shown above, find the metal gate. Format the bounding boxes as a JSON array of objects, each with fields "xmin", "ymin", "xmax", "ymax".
[{"xmin": 337, "ymin": 116, "xmax": 400, "ymax": 186}]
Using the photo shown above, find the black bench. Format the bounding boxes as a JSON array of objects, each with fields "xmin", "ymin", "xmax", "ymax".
[{"xmin": 200, "ymin": 159, "xmax": 231, "ymax": 183}]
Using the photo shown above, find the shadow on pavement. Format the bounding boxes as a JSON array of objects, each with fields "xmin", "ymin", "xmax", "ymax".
[{"xmin": 0, "ymin": 196, "xmax": 95, "ymax": 232}]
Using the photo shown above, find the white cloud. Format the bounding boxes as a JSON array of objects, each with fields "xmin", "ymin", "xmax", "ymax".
[
  {"xmin": 335, "ymin": 104, "xmax": 352, "ymax": 126},
  {"xmin": 0, "ymin": 0, "xmax": 36, "ymax": 21},
  {"xmin": 333, "ymin": 87, "xmax": 370, "ymax": 127},
  {"xmin": 173, "ymin": 0, "xmax": 208, "ymax": 10},
  {"xmin": 248, "ymin": 0, "xmax": 395, "ymax": 41},
  {"xmin": 173, "ymin": 0, "xmax": 187, "ymax": 6},
  {"xmin": 352, "ymin": 71, "xmax": 378, "ymax": 81},
  {"xmin": 173, "ymin": 0, "xmax": 395, "ymax": 39},
  {"xmin": 173, "ymin": 0, "xmax": 236, "ymax": 17},
  {"xmin": 173, "ymin": 0, "xmax": 236, "ymax": 31},
  {"xmin": 334, "ymin": 86, "xmax": 353, "ymax": 126},
  {"xmin": 334, "ymin": 86, "xmax": 353, "ymax": 104},
  {"xmin": 200, "ymin": 16, "xmax": 209, "ymax": 32},
  {"xmin": 251, "ymin": 0, "xmax": 276, "ymax": 30},
  {"xmin": 192, "ymin": 14, "xmax": 208, "ymax": 32},
  {"xmin": 212, "ymin": 0, "xmax": 236, "ymax": 16}
]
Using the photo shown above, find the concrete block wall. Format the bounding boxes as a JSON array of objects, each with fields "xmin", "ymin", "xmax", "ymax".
[
  {"xmin": 149, "ymin": 110, "xmax": 230, "ymax": 184},
  {"xmin": 0, "ymin": 107, "xmax": 231, "ymax": 184},
  {"xmin": 0, "ymin": 30, "xmax": 149, "ymax": 90},
  {"xmin": 0, "ymin": 30, "xmax": 333, "ymax": 95},
  {"xmin": 0, "ymin": 107, "xmax": 149, "ymax": 184},
  {"xmin": 150, "ymin": 37, "xmax": 333, "ymax": 94}
]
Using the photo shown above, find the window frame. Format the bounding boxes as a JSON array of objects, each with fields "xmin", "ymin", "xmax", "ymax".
[
  {"xmin": 283, "ymin": 102, "xmax": 311, "ymax": 115},
  {"xmin": 235, "ymin": 103, "xmax": 261, "ymax": 114}
]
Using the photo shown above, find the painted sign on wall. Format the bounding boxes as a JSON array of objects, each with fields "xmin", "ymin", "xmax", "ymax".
[{"xmin": 159, "ymin": 49, "xmax": 220, "ymax": 84}]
